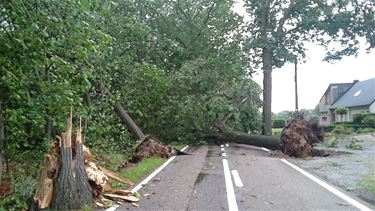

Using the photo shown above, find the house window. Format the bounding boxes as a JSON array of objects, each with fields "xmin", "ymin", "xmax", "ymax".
[
  {"xmin": 354, "ymin": 90, "xmax": 362, "ymax": 97},
  {"xmin": 322, "ymin": 116, "xmax": 327, "ymax": 121}
]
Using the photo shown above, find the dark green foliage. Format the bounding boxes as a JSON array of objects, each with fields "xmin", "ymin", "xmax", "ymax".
[{"xmin": 273, "ymin": 119, "xmax": 286, "ymax": 128}]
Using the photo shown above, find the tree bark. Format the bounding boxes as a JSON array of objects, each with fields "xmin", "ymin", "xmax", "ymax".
[
  {"xmin": 0, "ymin": 104, "xmax": 4, "ymax": 183},
  {"xmin": 294, "ymin": 59, "xmax": 298, "ymax": 111},
  {"xmin": 206, "ymin": 131, "xmax": 281, "ymax": 151},
  {"xmin": 114, "ymin": 103, "xmax": 145, "ymax": 140},
  {"xmin": 95, "ymin": 80, "xmax": 146, "ymax": 140},
  {"xmin": 74, "ymin": 118, "xmax": 93, "ymax": 207},
  {"xmin": 49, "ymin": 111, "xmax": 93, "ymax": 210},
  {"xmin": 262, "ymin": 47, "xmax": 273, "ymax": 136}
]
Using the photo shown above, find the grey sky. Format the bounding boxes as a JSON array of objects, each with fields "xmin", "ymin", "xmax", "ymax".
[{"xmin": 233, "ymin": 1, "xmax": 375, "ymax": 113}]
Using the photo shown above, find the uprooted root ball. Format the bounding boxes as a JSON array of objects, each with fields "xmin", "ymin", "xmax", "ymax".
[{"xmin": 280, "ymin": 114, "xmax": 324, "ymax": 158}]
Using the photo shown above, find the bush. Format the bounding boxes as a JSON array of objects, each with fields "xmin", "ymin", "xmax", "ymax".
[
  {"xmin": 272, "ymin": 119, "xmax": 286, "ymax": 128},
  {"xmin": 325, "ymin": 137, "xmax": 338, "ymax": 148},
  {"xmin": 346, "ymin": 137, "xmax": 363, "ymax": 150},
  {"xmin": 363, "ymin": 115, "xmax": 375, "ymax": 128},
  {"xmin": 356, "ymin": 128, "xmax": 375, "ymax": 134},
  {"xmin": 353, "ymin": 112, "xmax": 375, "ymax": 127},
  {"xmin": 323, "ymin": 125, "xmax": 335, "ymax": 132},
  {"xmin": 0, "ymin": 176, "xmax": 37, "ymax": 211},
  {"xmin": 332, "ymin": 125, "xmax": 354, "ymax": 135}
]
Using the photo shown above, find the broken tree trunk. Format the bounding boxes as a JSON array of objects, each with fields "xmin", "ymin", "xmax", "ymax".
[
  {"xmin": 49, "ymin": 111, "xmax": 93, "ymax": 210},
  {"xmin": 74, "ymin": 117, "xmax": 93, "ymax": 207}
]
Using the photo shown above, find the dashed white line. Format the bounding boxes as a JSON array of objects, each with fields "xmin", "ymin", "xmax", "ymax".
[
  {"xmin": 231, "ymin": 170, "xmax": 244, "ymax": 187},
  {"xmin": 280, "ymin": 159, "xmax": 372, "ymax": 211},
  {"xmin": 221, "ymin": 147, "xmax": 225, "ymax": 151},
  {"xmin": 226, "ymin": 143, "xmax": 229, "ymax": 147},
  {"xmin": 223, "ymin": 159, "xmax": 239, "ymax": 211},
  {"xmin": 221, "ymin": 144, "xmax": 224, "ymax": 147},
  {"xmin": 222, "ymin": 152, "xmax": 227, "ymax": 157},
  {"xmin": 131, "ymin": 145, "xmax": 189, "ymax": 193}
]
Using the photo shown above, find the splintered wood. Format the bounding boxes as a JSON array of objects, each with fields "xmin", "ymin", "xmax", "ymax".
[{"xmin": 33, "ymin": 114, "xmax": 139, "ymax": 210}]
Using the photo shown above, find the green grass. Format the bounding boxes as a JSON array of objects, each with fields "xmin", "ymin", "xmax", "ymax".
[
  {"xmin": 272, "ymin": 128, "xmax": 283, "ymax": 137},
  {"xmin": 360, "ymin": 172, "xmax": 375, "ymax": 196},
  {"xmin": 120, "ymin": 157, "xmax": 165, "ymax": 184}
]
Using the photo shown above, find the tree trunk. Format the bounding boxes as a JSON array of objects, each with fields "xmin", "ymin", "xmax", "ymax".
[
  {"xmin": 49, "ymin": 111, "xmax": 93, "ymax": 210},
  {"xmin": 95, "ymin": 80, "xmax": 146, "ymax": 141},
  {"xmin": 0, "ymin": 104, "xmax": 4, "ymax": 183},
  {"xmin": 294, "ymin": 59, "xmax": 299, "ymax": 111},
  {"xmin": 206, "ymin": 131, "xmax": 281, "ymax": 151},
  {"xmin": 74, "ymin": 118, "xmax": 93, "ymax": 207},
  {"xmin": 262, "ymin": 47, "xmax": 273, "ymax": 136},
  {"xmin": 114, "ymin": 103, "xmax": 145, "ymax": 140}
]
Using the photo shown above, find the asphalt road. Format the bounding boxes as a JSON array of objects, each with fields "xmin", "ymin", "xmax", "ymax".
[{"xmin": 116, "ymin": 144, "xmax": 373, "ymax": 211}]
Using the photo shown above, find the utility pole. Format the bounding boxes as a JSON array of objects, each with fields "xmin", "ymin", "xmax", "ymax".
[{"xmin": 294, "ymin": 59, "xmax": 299, "ymax": 112}]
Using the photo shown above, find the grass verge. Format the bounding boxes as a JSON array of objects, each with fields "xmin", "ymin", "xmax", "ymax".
[{"xmin": 120, "ymin": 157, "xmax": 165, "ymax": 184}]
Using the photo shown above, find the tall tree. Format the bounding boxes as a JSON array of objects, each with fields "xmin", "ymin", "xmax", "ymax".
[{"xmin": 243, "ymin": 0, "xmax": 374, "ymax": 135}]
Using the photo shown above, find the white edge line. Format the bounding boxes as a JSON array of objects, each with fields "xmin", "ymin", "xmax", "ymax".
[
  {"xmin": 280, "ymin": 159, "xmax": 372, "ymax": 211},
  {"xmin": 261, "ymin": 147, "xmax": 271, "ymax": 153},
  {"xmin": 106, "ymin": 145, "xmax": 189, "ymax": 211},
  {"xmin": 231, "ymin": 170, "xmax": 244, "ymax": 187},
  {"xmin": 131, "ymin": 145, "xmax": 189, "ymax": 193},
  {"xmin": 223, "ymin": 159, "xmax": 239, "ymax": 211}
]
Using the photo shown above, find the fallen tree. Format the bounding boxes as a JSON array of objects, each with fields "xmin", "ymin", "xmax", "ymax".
[{"xmin": 209, "ymin": 112, "xmax": 324, "ymax": 158}]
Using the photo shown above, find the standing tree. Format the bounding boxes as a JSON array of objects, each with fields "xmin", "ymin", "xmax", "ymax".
[
  {"xmin": 243, "ymin": 0, "xmax": 375, "ymax": 135},
  {"xmin": 335, "ymin": 107, "xmax": 348, "ymax": 122}
]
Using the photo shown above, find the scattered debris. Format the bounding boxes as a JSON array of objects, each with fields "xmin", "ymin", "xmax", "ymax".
[
  {"xmin": 132, "ymin": 202, "xmax": 139, "ymax": 207},
  {"xmin": 103, "ymin": 193, "xmax": 140, "ymax": 202},
  {"xmin": 32, "ymin": 111, "xmax": 138, "ymax": 210}
]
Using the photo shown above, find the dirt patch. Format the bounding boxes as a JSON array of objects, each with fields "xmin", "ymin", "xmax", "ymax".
[
  {"xmin": 293, "ymin": 134, "xmax": 375, "ymax": 207},
  {"xmin": 206, "ymin": 149, "xmax": 221, "ymax": 157}
]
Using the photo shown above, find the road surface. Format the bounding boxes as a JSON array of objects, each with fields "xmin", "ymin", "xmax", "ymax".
[{"xmin": 115, "ymin": 144, "xmax": 373, "ymax": 211}]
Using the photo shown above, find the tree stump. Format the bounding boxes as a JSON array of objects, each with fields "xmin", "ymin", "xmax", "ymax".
[{"xmin": 49, "ymin": 111, "xmax": 93, "ymax": 210}]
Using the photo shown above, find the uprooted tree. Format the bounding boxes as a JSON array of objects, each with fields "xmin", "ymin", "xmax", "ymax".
[{"xmin": 208, "ymin": 111, "xmax": 324, "ymax": 158}]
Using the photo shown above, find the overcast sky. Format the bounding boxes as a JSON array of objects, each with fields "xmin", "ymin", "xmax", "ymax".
[{"xmin": 233, "ymin": 1, "xmax": 375, "ymax": 113}]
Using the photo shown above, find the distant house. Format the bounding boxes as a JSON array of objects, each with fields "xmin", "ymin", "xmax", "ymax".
[{"xmin": 318, "ymin": 78, "xmax": 375, "ymax": 125}]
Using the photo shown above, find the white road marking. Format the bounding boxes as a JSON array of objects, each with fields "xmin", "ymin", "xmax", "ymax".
[
  {"xmin": 221, "ymin": 147, "xmax": 225, "ymax": 151},
  {"xmin": 280, "ymin": 159, "xmax": 372, "ymax": 211},
  {"xmin": 226, "ymin": 143, "xmax": 229, "ymax": 147},
  {"xmin": 261, "ymin": 147, "xmax": 271, "ymax": 153},
  {"xmin": 223, "ymin": 159, "xmax": 239, "ymax": 211},
  {"xmin": 221, "ymin": 144, "xmax": 224, "ymax": 147},
  {"xmin": 222, "ymin": 152, "xmax": 227, "ymax": 157},
  {"xmin": 231, "ymin": 170, "xmax": 244, "ymax": 187},
  {"xmin": 131, "ymin": 145, "xmax": 189, "ymax": 193}
]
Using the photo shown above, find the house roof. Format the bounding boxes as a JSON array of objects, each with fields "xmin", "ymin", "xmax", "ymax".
[
  {"xmin": 319, "ymin": 83, "xmax": 354, "ymax": 103},
  {"xmin": 331, "ymin": 78, "xmax": 375, "ymax": 109}
]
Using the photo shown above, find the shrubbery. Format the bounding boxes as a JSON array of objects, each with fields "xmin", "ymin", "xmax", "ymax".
[{"xmin": 272, "ymin": 119, "xmax": 286, "ymax": 128}]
